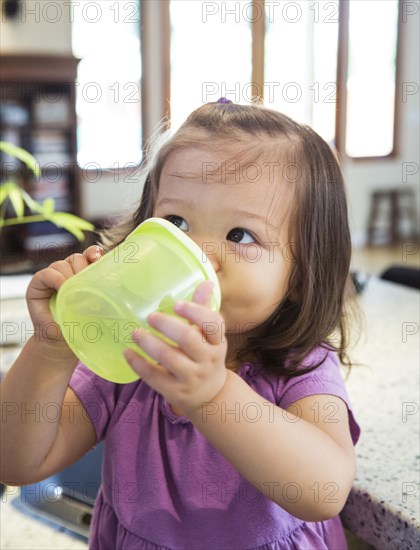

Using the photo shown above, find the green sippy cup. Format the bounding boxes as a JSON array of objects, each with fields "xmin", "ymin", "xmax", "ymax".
[{"xmin": 49, "ymin": 217, "xmax": 221, "ymax": 383}]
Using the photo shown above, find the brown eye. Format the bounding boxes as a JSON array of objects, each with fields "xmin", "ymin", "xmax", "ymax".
[
  {"xmin": 166, "ymin": 216, "xmax": 189, "ymax": 231},
  {"xmin": 226, "ymin": 228, "xmax": 255, "ymax": 244}
]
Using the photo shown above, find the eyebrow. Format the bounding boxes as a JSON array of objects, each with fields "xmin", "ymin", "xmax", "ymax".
[{"xmin": 155, "ymin": 197, "xmax": 278, "ymax": 229}]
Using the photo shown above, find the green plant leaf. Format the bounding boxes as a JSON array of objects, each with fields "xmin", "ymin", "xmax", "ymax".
[
  {"xmin": 0, "ymin": 142, "xmax": 96, "ymax": 241},
  {"xmin": 0, "ymin": 182, "xmax": 14, "ymax": 206},
  {"xmin": 0, "ymin": 182, "xmax": 22, "ymax": 206},
  {"xmin": 42, "ymin": 197, "xmax": 55, "ymax": 214},
  {"xmin": 7, "ymin": 186, "xmax": 25, "ymax": 218},
  {"xmin": 45, "ymin": 212, "xmax": 95, "ymax": 242},
  {"xmin": 0, "ymin": 182, "xmax": 42, "ymax": 213},
  {"xmin": 0, "ymin": 141, "xmax": 41, "ymax": 177},
  {"xmin": 15, "ymin": 184, "xmax": 43, "ymax": 213},
  {"xmin": 21, "ymin": 189, "xmax": 43, "ymax": 213}
]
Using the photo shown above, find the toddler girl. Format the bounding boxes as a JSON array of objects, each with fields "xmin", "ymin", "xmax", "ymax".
[{"xmin": 1, "ymin": 100, "xmax": 361, "ymax": 549}]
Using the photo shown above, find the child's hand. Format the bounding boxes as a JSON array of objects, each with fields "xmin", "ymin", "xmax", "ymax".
[
  {"xmin": 124, "ymin": 280, "xmax": 228, "ymax": 415},
  {"xmin": 26, "ymin": 245, "xmax": 105, "ymax": 347}
]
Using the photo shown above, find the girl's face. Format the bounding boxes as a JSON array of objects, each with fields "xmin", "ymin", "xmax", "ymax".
[{"xmin": 154, "ymin": 146, "xmax": 294, "ymax": 345}]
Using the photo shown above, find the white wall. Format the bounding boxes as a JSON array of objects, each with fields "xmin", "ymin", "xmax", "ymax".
[
  {"xmin": 0, "ymin": 0, "xmax": 72, "ymax": 53},
  {"xmin": 343, "ymin": 8, "xmax": 419, "ymax": 247}
]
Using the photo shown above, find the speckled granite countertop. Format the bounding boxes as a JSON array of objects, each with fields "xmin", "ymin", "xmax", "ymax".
[
  {"xmin": 339, "ymin": 277, "xmax": 420, "ymax": 549},
  {"xmin": 1, "ymin": 276, "xmax": 419, "ymax": 549}
]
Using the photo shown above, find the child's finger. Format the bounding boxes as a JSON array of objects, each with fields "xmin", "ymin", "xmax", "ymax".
[
  {"xmin": 66, "ymin": 246, "xmax": 104, "ymax": 275},
  {"xmin": 191, "ymin": 280, "xmax": 214, "ymax": 306},
  {"xmin": 173, "ymin": 301, "xmax": 224, "ymax": 346},
  {"xmin": 66, "ymin": 253, "xmax": 90, "ymax": 274},
  {"xmin": 28, "ymin": 257, "xmax": 80, "ymax": 298},
  {"xmin": 28, "ymin": 267, "xmax": 68, "ymax": 297},
  {"xmin": 82, "ymin": 245, "xmax": 104, "ymax": 264},
  {"xmin": 27, "ymin": 247, "xmax": 105, "ymax": 302},
  {"xmin": 123, "ymin": 348, "xmax": 178, "ymax": 392},
  {"xmin": 130, "ymin": 328, "xmax": 191, "ymax": 378},
  {"xmin": 147, "ymin": 311, "xmax": 209, "ymax": 360}
]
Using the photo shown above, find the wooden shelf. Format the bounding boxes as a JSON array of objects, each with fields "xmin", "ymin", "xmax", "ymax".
[
  {"xmin": 0, "ymin": 54, "xmax": 79, "ymax": 82},
  {"xmin": 0, "ymin": 54, "xmax": 83, "ymax": 274}
]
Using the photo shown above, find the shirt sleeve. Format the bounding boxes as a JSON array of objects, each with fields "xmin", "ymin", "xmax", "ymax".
[
  {"xmin": 277, "ymin": 348, "xmax": 361, "ymax": 446},
  {"xmin": 69, "ymin": 361, "xmax": 118, "ymax": 443}
]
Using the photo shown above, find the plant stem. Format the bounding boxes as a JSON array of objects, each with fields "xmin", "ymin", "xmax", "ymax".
[{"xmin": 0, "ymin": 215, "xmax": 48, "ymax": 228}]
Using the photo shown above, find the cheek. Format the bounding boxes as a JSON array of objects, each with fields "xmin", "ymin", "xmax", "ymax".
[
  {"xmin": 223, "ymin": 256, "xmax": 289, "ymax": 315},
  {"xmin": 242, "ymin": 252, "xmax": 290, "ymax": 292}
]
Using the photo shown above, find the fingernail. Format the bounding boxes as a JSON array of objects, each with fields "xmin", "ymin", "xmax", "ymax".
[
  {"xmin": 94, "ymin": 246, "xmax": 103, "ymax": 260},
  {"xmin": 174, "ymin": 302, "xmax": 186, "ymax": 313}
]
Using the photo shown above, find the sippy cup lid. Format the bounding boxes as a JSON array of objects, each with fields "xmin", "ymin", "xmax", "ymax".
[{"xmin": 129, "ymin": 218, "xmax": 222, "ymax": 308}]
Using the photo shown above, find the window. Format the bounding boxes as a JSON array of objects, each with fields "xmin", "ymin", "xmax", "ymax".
[
  {"xmin": 265, "ymin": 1, "xmax": 339, "ymax": 144},
  {"xmin": 72, "ymin": 0, "xmax": 142, "ymax": 169},
  {"xmin": 344, "ymin": 0, "xmax": 400, "ymax": 158},
  {"xmin": 169, "ymin": 0, "xmax": 400, "ymax": 158},
  {"xmin": 85, "ymin": 0, "xmax": 400, "ymax": 160},
  {"xmin": 170, "ymin": 0, "xmax": 252, "ymax": 130}
]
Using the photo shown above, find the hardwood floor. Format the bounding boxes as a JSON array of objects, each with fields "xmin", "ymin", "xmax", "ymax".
[{"xmin": 351, "ymin": 243, "xmax": 420, "ymax": 276}]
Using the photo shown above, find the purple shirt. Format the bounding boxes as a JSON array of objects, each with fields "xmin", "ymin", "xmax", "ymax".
[{"xmin": 69, "ymin": 346, "xmax": 361, "ymax": 549}]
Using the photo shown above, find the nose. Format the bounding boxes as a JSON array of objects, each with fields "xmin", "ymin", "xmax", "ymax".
[{"xmin": 200, "ymin": 241, "xmax": 221, "ymax": 274}]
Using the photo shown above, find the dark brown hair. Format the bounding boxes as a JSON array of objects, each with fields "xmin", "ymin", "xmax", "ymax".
[{"xmin": 100, "ymin": 102, "xmax": 361, "ymax": 380}]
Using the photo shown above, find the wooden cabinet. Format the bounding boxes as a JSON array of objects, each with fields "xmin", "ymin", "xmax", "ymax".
[{"xmin": 0, "ymin": 54, "xmax": 87, "ymax": 274}]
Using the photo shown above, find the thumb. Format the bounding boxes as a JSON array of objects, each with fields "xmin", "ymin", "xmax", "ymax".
[{"xmin": 191, "ymin": 280, "xmax": 214, "ymax": 306}]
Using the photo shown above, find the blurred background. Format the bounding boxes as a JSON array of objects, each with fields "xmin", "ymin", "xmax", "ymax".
[
  {"xmin": 0, "ymin": 0, "xmax": 418, "ymax": 275},
  {"xmin": 0, "ymin": 2, "xmax": 419, "ymax": 550}
]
